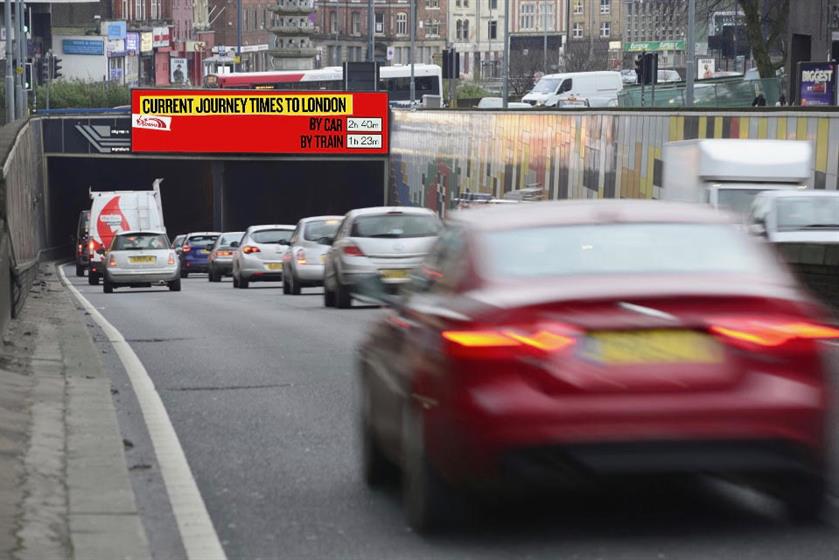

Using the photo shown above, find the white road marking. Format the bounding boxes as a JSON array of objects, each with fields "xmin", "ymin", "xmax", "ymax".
[{"xmin": 58, "ymin": 265, "xmax": 227, "ymax": 560}]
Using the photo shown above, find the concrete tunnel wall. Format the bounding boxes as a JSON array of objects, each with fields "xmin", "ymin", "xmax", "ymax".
[{"xmin": 390, "ymin": 109, "xmax": 839, "ymax": 208}]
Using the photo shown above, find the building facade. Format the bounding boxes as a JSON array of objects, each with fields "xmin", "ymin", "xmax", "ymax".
[
  {"xmin": 449, "ymin": 0, "xmax": 507, "ymax": 80},
  {"xmin": 567, "ymin": 0, "xmax": 621, "ymax": 70},
  {"xmin": 314, "ymin": 0, "xmax": 447, "ymax": 68},
  {"xmin": 622, "ymin": 0, "xmax": 685, "ymax": 68},
  {"xmin": 268, "ymin": 0, "xmax": 317, "ymax": 69},
  {"xmin": 209, "ymin": 0, "xmax": 278, "ymax": 71}
]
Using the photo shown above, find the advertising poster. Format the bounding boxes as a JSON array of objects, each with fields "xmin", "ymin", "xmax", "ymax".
[
  {"xmin": 698, "ymin": 58, "xmax": 715, "ymax": 80},
  {"xmin": 130, "ymin": 89, "xmax": 390, "ymax": 155},
  {"xmin": 140, "ymin": 32, "xmax": 153, "ymax": 53},
  {"xmin": 170, "ymin": 57, "xmax": 188, "ymax": 84},
  {"xmin": 799, "ymin": 62, "xmax": 838, "ymax": 106}
]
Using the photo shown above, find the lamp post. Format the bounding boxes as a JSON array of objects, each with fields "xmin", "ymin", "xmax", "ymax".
[
  {"xmin": 686, "ymin": 0, "xmax": 696, "ymax": 105},
  {"xmin": 409, "ymin": 0, "xmax": 416, "ymax": 103},
  {"xmin": 542, "ymin": 1, "xmax": 547, "ymax": 71},
  {"xmin": 5, "ymin": 0, "xmax": 15, "ymax": 121},
  {"xmin": 501, "ymin": 0, "xmax": 509, "ymax": 107},
  {"xmin": 15, "ymin": 0, "xmax": 25, "ymax": 117},
  {"xmin": 367, "ymin": 0, "xmax": 374, "ymax": 61},
  {"xmin": 236, "ymin": 0, "xmax": 242, "ymax": 71}
]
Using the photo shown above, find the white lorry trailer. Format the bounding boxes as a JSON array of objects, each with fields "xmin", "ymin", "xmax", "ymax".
[
  {"xmin": 661, "ymin": 139, "xmax": 813, "ymax": 217},
  {"xmin": 87, "ymin": 179, "xmax": 165, "ymax": 285}
]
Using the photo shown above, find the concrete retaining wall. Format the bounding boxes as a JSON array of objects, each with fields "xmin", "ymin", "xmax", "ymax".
[{"xmin": 390, "ymin": 109, "xmax": 839, "ymax": 209}]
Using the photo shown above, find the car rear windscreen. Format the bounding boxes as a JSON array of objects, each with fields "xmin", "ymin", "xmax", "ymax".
[
  {"xmin": 113, "ymin": 233, "xmax": 169, "ymax": 251},
  {"xmin": 350, "ymin": 214, "xmax": 441, "ymax": 239},
  {"xmin": 252, "ymin": 229, "xmax": 292, "ymax": 244},
  {"xmin": 188, "ymin": 235, "xmax": 219, "ymax": 248},
  {"xmin": 304, "ymin": 220, "xmax": 341, "ymax": 242},
  {"xmin": 218, "ymin": 232, "xmax": 244, "ymax": 245},
  {"xmin": 480, "ymin": 223, "xmax": 774, "ymax": 279},
  {"xmin": 776, "ymin": 197, "xmax": 839, "ymax": 231}
]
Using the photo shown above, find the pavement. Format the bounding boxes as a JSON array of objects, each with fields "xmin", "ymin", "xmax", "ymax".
[
  {"xmin": 54, "ymin": 263, "xmax": 839, "ymax": 560},
  {"xmin": 0, "ymin": 263, "xmax": 149, "ymax": 560}
]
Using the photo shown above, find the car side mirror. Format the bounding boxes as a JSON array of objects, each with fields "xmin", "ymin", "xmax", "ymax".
[{"xmin": 230, "ymin": 241, "xmax": 239, "ymax": 248}]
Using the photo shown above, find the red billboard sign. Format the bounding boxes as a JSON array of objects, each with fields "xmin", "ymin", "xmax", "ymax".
[{"xmin": 130, "ymin": 89, "xmax": 389, "ymax": 155}]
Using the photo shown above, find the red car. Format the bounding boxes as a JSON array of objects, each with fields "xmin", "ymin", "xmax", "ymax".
[{"xmin": 357, "ymin": 199, "xmax": 839, "ymax": 533}]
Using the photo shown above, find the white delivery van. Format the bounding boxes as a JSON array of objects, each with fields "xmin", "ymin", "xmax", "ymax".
[
  {"xmin": 661, "ymin": 139, "xmax": 812, "ymax": 218},
  {"xmin": 87, "ymin": 178, "xmax": 166, "ymax": 285},
  {"xmin": 521, "ymin": 71, "xmax": 623, "ymax": 108},
  {"xmin": 750, "ymin": 190, "xmax": 839, "ymax": 243}
]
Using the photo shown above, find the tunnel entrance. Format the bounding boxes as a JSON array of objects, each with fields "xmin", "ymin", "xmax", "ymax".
[{"xmin": 46, "ymin": 156, "xmax": 387, "ymax": 248}]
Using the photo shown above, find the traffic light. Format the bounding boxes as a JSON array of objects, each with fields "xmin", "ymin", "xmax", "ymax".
[
  {"xmin": 442, "ymin": 49, "xmax": 459, "ymax": 79},
  {"xmin": 37, "ymin": 57, "xmax": 49, "ymax": 83},
  {"xmin": 635, "ymin": 53, "xmax": 645, "ymax": 84},
  {"xmin": 51, "ymin": 57, "xmax": 62, "ymax": 80},
  {"xmin": 24, "ymin": 62, "xmax": 32, "ymax": 91}
]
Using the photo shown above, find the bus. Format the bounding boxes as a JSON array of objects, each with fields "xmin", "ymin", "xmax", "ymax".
[{"xmin": 204, "ymin": 64, "xmax": 443, "ymax": 104}]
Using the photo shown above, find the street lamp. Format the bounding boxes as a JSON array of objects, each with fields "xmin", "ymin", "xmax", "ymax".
[{"xmin": 686, "ymin": 0, "xmax": 696, "ymax": 105}]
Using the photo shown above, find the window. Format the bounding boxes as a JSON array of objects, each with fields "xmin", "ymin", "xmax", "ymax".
[
  {"xmin": 456, "ymin": 19, "xmax": 463, "ymax": 39},
  {"xmin": 426, "ymin": 0, "xmax": 439, "ymax": 7},
  {"xmin": 426, "ymin": 18, "xmax": 439, "ymax": 36},
  {"xmin": 350, "ymin": 214, "xmax": 441, "ymax": 239},
  {"xmin": 520, "ymin": 3, "xmax": 535, "ymax": 30},
  {"xmin": 396, "ymin": 12, "xmax": 407, "ymax": 34},
  {"xmin": 599, "ymin": 21, "xmax": 610, "ymax": 37},
  {"xmin": 251, "ymin": 229, "xmax": 293, "ymax": 244},
  {"xmin": 464, "ymin": 0, "xmax": 469, "ymax": 6},
  {"xmin": 539, "ymin": 1, "xmax": 554, "ymax": 30},
  {"xmin": 243, "ymin": 8, "xmax": 248, "ymax": 31},
  {"xmin": 375, "ymin": 11, "xmax": 384, "ymax": 33},
  {"xmin": 488, "ymin": 19, "xmax": 497, "ymax": 39},
  {"xmin": 329, "ymin": 10, "xmax": 337, "ymax": 33},
  {"xmin": 600, "ymin": 0, "xmax": 610, "ymax": 15},
  {"xmin": 135, "ymin": 0, "xmax": 144, "ymax": 20},
  {"xmin": 463, "ymin": 19, "xmax": 469, "ymax": 39},
  {"xmin": 352, "ymin": 11, "xmax": 361, "ymax": 34},
  {"xmin": 113, "ymin": 233, "xmax": 170, "ymax": 251},
  {"xmin": 303, "ymin": 219, "xmax": 342, "ymax": 243},
  {"xmin": 573, "ymin": 0, "xmax": 583, "ymax": 15},
  {"xmin": 456, "ymin": 0, "xmax": 461, "ymax": 5},
  {"xmin": 122, "ymin": 0, "xmax": 128, "ymax": 18},
  {"xmin": 572, "ymin": 22, "xmax": 583, "ymax": 38},
  {"xmin": 490, "ymin": 0, "xmax": 497, "ymax": 9}
]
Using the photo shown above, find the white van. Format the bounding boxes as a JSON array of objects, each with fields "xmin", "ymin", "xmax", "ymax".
[
  {"xmin": 749, "ymin": 190, "xmax": 839, "ymax": 244},
  {"xmin": 521, "ymin": 71, "xmax": 623, "ymax": 108}
]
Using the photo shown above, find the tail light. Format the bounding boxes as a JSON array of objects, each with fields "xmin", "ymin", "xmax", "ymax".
[
  {"xmin": 442, "ymin": 322, "xmax": 579, "ymax": 359},
  {"xmin": 108, "ymin": 254, "xmax": 117, "ymax": 267},
  {"xmin": 709, "ymin": 316, "xmax": 839, "ymax": 350},
  {"xmin": 342, "ymin": 243, "xmax": 364, "ymax": 257},
  {"xmin": 295, "ymin": 248, "xmax": 306, "ymax": 265},
  {"xmin": 77, "ymin": 243, "xmax": 83, "ymax": 255},
  {"xmin": 88, "ymin": 240, "xmax": 95, "ymax": 254},
  {"xmin": 242, "ymin": 245, "xmax": 261, "ymax": 254},
  {"xmin": 182, "ymin": 244, "xmax": 192, "ymax": 253},
  {"xmin": 168, "ymin": 252, "xmax": 176, "ymax": 265}
]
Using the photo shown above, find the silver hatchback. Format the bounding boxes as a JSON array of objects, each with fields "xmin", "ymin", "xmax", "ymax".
[
  {"xmin": 231, "ymin": 224, "xmax": 295, "ymax": 289},
  {"xmin": 282, "ymin": 216, "xmax": 343, "ymax": 295},
  {"xmin": 323, "ymin": 207, "xmax": 441, "ymax": 308},
  {"xmin": 102, "ymin": 231, "xmax": 181, "ymax": 294}
]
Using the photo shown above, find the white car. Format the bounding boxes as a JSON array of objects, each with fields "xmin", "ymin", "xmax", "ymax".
[
  {"xmin": 282, "ymin": 216, "xmax": 344, "ymax": 295},
  {"xmin": 102, "ymin": 231, "xmax": 181, "ymax": 294},
  {"xmin": 323, "ymin": 207, "xmax": 442, "ymax": 308},
  {"xmin": 231, "ymin": 224, "xmax": 295, "ymax": 289}
]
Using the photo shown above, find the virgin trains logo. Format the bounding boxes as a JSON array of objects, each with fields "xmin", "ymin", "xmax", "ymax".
[{"xmin": 132, "ymin": 114, "xmax": 172, "ymax": 131}]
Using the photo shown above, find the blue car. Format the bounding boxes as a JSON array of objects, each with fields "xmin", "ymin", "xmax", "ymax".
[{"xmin": 180, "ymin": 232, "xmax": 221, "ymax": 278}]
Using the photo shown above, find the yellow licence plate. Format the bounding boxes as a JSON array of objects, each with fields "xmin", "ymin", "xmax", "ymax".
[
  {"xmin": 380, "ymin": 269, "xmax": 409, "ymax": 280},
  {"xmin": 584, "ymin": 330, "xmax": 722, "ymax": 365},
  {"xmin": 129, "ymin": 256, "xmax": 156, "ymax": 264},
  {"xmin": 266, "ymin": 262, "xmax": 282, "ymax": 271}
]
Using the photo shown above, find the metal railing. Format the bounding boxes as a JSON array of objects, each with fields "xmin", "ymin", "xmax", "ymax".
[{"xmin": 618, "ymin": 77, "xmax": 784, "ymax": 108}]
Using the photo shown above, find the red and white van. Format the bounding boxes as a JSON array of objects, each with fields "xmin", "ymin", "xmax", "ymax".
[{"xmin": 87, "ymin": 179, "xmax": 166, "ymax": 285}]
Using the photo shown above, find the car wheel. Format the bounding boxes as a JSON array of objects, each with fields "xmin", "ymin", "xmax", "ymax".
[
  {"xmin": 232, "ymin": 274, "xmax": 239, "ymax": 288},
  {"xmin": 402, "ymin": 405, "xmax": 452, "ymax": 534},
  {"xmin": 239, "ymin": 276, "xmax": 249, "ymax": 289},
  {"xmin": 290, "ymin": 271, "xmax": 302, "ymax": 295},
  {"xmin": 88, "ymin": 271, "xmax": 100, "ymax": 286},
  {"xmin": 103, "ymin": 277, "xmax": 114, "ymax": 294},
  {"xmin": 360, "ymin": 376, "xmax": 395, "ymax": 487},
  {"xmin": 335, "ymin": 279, "xmax": 352, "ymax": 309},
  {"xmin": 781, "ymin": 474, "xmax": 826, "ymax": 524},
  {"xmin": 75, "ymin": 263, "xmax": 84, "ymax": 277},
  {"xmin": 283, "ymin": 270, "xmax": 291, "ymax": 294},
  {"xmin": 169, "ymin": 278, "xmax": 182, "ymax": 292},
  {"xmin": 324, "ymin": 282, "xmax": 336, "ymax": 307}
]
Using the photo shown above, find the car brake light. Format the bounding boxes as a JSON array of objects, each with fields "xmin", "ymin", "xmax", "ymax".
[
  {"xmin": 242, "ymin": 245, "xmax": 261, "ymax": 254},
  {"xmin": 442, "ymin": 322, "xmax": 578, "ymax": 358},
  {"xmin": 295, "ymin": 248, "xmax": 306, "ymax": 265},
  {"xmin": 88, "ymin": 240, "xmax": 95, "ymax": 253},
  {"xmin": 182, "ymin": 244, "xmax": 192, "ymax": 253},
  {"xmin": 709, "ymin": 317, "xmax": 839, "ymax": 349},
  {"xmin": 342, "ymin": 243, "xmax": 364, "ymax": 257},
  {"xmin": 168, "ymin": 252, "xmax": 176, "ymax": 265},
  {"xmin": 108, "ymin": 254, "xmax": 117, "ymax": 267}
]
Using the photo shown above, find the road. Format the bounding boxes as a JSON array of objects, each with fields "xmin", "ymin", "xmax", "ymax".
[{"xmin": 63, "ymin": 264, "xmax": 839, "ymax": 560}]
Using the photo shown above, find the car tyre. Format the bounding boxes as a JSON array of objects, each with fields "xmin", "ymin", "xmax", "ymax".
[
  {"xmin": 782, "ymin": 474, "xmax": 826, "ymax": 524},
  {"xmin": 232, "ymin": 274, "xmax": 240, "ymax": 288},
  {"xmin": 103, "ymin": 276, "xmax": 114, "ymax": 294},
  {"xmin": 239, "ymin": 276, "xmax": 249, "ymax": 289},
  {"xmin": 283, "ymin": 271, "xmax": 291, "ymax": 294},
  {"xmin": 290, "ymin": 271, "xmax": 302, "ymax": 295},
  {"xmin": 335, "ymin": 279, "xmax": 352, "ymax": 309},
  {"xmin": 169, "ymin": 278, "xmax": 182, "ymax": 292},
  {"xmin": 88, "ymin": 271, "xmax": 100, "ymax": 286},
  {"xmin": 402, "ymin": 406, "xmax": 452, "ymax": 534},
  {"xmin": 360, "ymin": 379, "xmax": 396, "ymax": 488},
  {"xmin": 75, "ymin": 263, "xmax": 84, "ymax": 277},
  {"xmin": 324, "ymin": 282, "xmax": 336, "ymax": 307}
]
